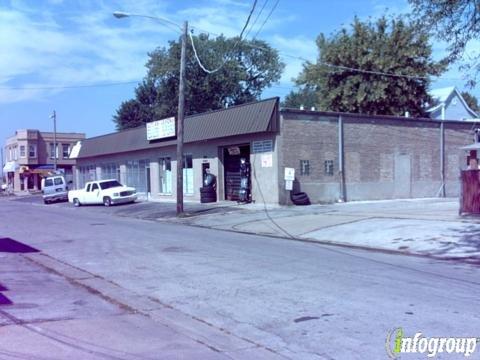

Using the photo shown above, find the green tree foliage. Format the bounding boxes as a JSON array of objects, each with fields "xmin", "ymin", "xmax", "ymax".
[
  {"xmin": 409, "ymin": 0, "xmax": 480, "ymax": 86},
  {"xmin": 294, "ymin": 16, "xmax": 446, "ymax": 117},
  {"xmin": 282, "ymin": 86, "xmax": 317, "ymax": 109},
  {"xmin": 461, "ymin": 91, "xmax": 480, "ymax": 114},
  {"xmin": 114, "ymin": 34, "xmax": 284, "ymax": 130}
]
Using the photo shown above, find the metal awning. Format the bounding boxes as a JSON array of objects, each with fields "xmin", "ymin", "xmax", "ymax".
[
  {"xmin": 2, "ymin": 161, "xmax": 18, "ymax": 173},
  {"xmin": 461, "ymin": 143, "xmax": 480, "ymax": 151}
]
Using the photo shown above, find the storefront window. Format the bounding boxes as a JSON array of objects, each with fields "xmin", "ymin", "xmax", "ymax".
[
  {"xmin": 78, "ymin": 165, "xmax": 96, "ymax": 188},
  {"xmin": 101, "ymin": 163, "xmax": 120, "ymax": 181},
  {"xmin": 159, "ymin": 157, "xmax": 172, "ymax": 194},
  {"xmin": 183, "ymin": 154, "xmax": 194, "ymax": 195},
  {"xmin": 126, "ymin": 159, "xmax": 149, "ymax": 194}
]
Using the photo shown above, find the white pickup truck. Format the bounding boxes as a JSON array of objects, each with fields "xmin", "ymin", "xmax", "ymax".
[{"xmin": 68, "ymin": 179, "xmax": 137, "ymax": 207}]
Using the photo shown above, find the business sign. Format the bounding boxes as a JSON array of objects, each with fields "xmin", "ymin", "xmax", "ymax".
[
  {"xmin": 284, "ymin": 167, "xmax": 295, "ymax": 181},
  {"xmin": 146, "ymin": 117, "xmax": 176, "ymax": 140}
]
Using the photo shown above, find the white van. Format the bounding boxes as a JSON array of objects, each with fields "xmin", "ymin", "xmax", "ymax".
[{"xmin": 41, "ymin": 175, "xmax": 68, "ymax": 204}]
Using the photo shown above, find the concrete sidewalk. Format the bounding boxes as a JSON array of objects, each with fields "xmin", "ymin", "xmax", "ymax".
[{"xmin": 172, "ymin": 198, "xmax": 480, "ymax": 262}]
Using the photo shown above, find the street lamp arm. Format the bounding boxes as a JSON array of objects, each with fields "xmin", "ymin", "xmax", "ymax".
[{"xmin": 112, "ymin": 11, "xmax": 182, "ymax": 32}]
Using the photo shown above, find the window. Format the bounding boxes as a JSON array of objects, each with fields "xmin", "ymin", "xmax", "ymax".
[
  {"xmin": 49, "ymin": 143, "xmax": 58, "ymax": 159},
  {"xmin": 126, "ymin": 159, "xmax": 149, "ymax": 193},
  {"xmin": 62, "ymin": 144, "xmax": 70, "ymax": 158},
  {"xmin": 20, "ymin": 146, "xmax": 26, "ymax": 157},
  {"xmin": 159, "ymin": 157, "xmax": 172, "ymax": 194},
  {"xmin": 45, "ymin": 179, "xmax": 53, "ymax": 187},
  {"xmin": 101, "ymin": 163, "xmax": 120, "ymax": 181},
  {"xmin": 54, "ymin": 177, "xmax": 64, "ymax": 185},
  {"xmin": 183, "ymin": 154, "xmax": 193, "ymax": 195},
  {"xmin": 324, "ymin": 160, "xmax": 334, "ymax": 176},
  {"xmin": 91, "ymin": 183, "xmax": 99, "ymax": 191},
  {"xmin": 29, "ymin": 145, "xmax": 36, "ymax": 158},
  {"xmin": 13, "ymin": 146, "xmax": 17, "ymax": 160},
  {"xmin": 300, "ymin": 160, "xmax": 310, "ymax": 176},
  {"xmin": 86, "ymin": 184, "xmax": 92, "ymax": 192}
]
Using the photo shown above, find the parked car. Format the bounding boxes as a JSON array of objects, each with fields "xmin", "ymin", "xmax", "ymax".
[
  {"xmin": 41, "ymin": 175, "xmax": 68, "ymax": 204},
  {"xmin": 68, "ymin": 179, "xmax": 137, "ymax": 207}
]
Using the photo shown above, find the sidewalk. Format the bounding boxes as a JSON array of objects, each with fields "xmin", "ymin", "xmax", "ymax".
[{"xmin": 172, "ymin": 198, "xmax": 480, "ymax": 262}]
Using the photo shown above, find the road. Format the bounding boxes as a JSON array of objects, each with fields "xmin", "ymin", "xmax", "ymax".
[{"xmin": 0, "ymin": 197, "xmax": 479, "ymax": 359}]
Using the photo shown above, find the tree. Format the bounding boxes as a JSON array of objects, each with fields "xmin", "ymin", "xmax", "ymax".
[
  {"xmin": 282, "ymin": 86, "xmax": 317, "ymax": 109},
  {"xmin": 409, "ymin": 0, "xmax": 480, "ymax": 86},
  {"xmin": 461, "ymin": 91, "xmax": 480, "ymax": 114},
  {"xmin": 114, "ymin": 34, "xmax": 284, "ymax": 130},
  {"xmin": 294, "ymin": 16, "xmax": 446, "ymax": 117}
]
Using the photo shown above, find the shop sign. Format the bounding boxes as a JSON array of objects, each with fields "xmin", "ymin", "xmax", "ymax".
[{"xmin": 147, "ymin": 117, "xmax": 176, "ymax": 140}]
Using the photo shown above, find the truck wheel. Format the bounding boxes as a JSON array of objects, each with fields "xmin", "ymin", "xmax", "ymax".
[
  {"xmin": 73, "ymin": 198, "xmax": 81, "ymax": 207},
  {"xmin": 103, "ymin": 197, "xmax": 112, "ymax": 207}
]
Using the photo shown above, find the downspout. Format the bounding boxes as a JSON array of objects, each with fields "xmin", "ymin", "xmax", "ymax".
[
  {"xmin": 338, "ymin": 115, "xmax": 346, "ymax": 202},
  {"xmin": 440, "ymin": 121, "xmax": 446, "ymax": 197}
]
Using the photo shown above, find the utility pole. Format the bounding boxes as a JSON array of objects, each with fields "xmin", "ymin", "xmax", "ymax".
[
  {"xmin": 176, "ymin": 21, "xmax": 187, "ymax": 216},
  {"xmin": 51, "ymin": 110, "xmax": 57, "ymax": 172}
]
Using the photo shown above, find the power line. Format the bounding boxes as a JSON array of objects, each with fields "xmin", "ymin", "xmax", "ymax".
[
  {"xmin": 189, "ymin": 0, "xmax": 258, "ymax": 74},
  {"xmin": 244, "ymin": 0, "xmax": 269, "ymax": 40},
  {"xmin": 252, "ymin": 0, "xmax": 279, "ymax": 40}
]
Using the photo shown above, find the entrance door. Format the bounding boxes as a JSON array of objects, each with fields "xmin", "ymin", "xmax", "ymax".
[{"xmin": 223, "ymin": 145, "xmax": 250, "ymax": 201}]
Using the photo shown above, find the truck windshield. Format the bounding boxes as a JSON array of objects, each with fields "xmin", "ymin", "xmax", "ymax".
[{"xmin": 99, "ymin": 180, "xmax": 122, "ymax": 190}]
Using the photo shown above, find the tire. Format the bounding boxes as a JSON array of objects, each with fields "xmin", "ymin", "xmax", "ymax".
[
  {"xmin": 73, "ymin": 198, "xmax": 81, "ymax": 207},
  {"xmin": 200, "ymin": 186, "xmax": 215, "ymax": 194},
  {"xmin": 103, "ymin": 197, "xmax": 112, "ymax": 207},
  {"xmin": 201, "ymin": 196, "xmax": 216, "ymax": 203},
  {"xmin": 291, "ymin": 192, "xmax": 311, "ymax": 206},
  {"xmin": 44, "ymin": 199, "xmax": 49, "ymax": 205}
]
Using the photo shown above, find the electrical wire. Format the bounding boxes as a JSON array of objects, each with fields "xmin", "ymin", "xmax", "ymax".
[
  {"xmin": 188, "ymin": 0, "xmax": 258, "ymax": 74},
  {"xmin": 252, "ymin": 0, "xmax": 279, "ymax": 40},
  {"xmin": 243, "ymin": 0, "xmax": 269, "ymax": 40}
]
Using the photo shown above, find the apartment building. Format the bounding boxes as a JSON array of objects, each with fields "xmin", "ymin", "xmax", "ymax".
[{"xmin": 3, "ymin": 129, "xmax": 85, "ymax": 192}]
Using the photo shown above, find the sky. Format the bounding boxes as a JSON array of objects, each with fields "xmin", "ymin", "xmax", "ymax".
[{"xmin": 1, "ymin": 0, "xmax": 479, "ymax": 150}]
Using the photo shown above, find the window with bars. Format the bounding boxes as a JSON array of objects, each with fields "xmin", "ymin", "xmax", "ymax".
[
  {"xmin": 300, "ymin": 160, "xmax": 310, "ymax": 176},
  {"xmin": 324, "ymin": 160, "xmax": 334, "ymax": 176}
]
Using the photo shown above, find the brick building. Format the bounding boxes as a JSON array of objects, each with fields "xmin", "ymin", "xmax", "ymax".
[
  {"xmin": 73, "ymin": 98, "xmax": 477, "ymax": 205},
  {"xmin": 3, "ymin": 129, "xmax": 85, "ymax": 192}
]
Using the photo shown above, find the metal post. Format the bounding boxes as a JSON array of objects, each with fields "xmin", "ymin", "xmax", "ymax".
[
  {"xmin": 440, "ymin": 121, "xmax": 445, "ymax": 197},
  {"xmin": 176, "ymin": 21, "xmax": 187, "ymax": 216},
  {"xmin": 338, "ymin": 115, "xmax": 346, "ymax": 202},
  {"xmin": 52, "ymin": 110, "xmax": 57, "ymax": 172}
]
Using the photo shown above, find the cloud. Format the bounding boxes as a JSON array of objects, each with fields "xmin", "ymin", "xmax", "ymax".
[{"xmin": 0, "ymin": 0, "xmax": 177, "ymax": 104}]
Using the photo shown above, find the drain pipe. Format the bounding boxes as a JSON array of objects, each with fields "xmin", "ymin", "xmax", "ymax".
[
  {"xmin": 440, "ymin": 121, "xmax": 446, "ymax": 197},
  {"xmin": 338, "ymin": 115, "xmax": 346, "ymax": 202}
]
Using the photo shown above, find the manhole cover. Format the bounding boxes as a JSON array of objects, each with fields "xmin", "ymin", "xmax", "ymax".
[{"xmin": 0, "ymin": 238, "xmax": 39, "ymax": 253}]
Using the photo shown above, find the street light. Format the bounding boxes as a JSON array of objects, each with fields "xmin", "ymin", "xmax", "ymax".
[{"xmin": 114, "ymin": 11, "xmax": 187, "ymax": 216}]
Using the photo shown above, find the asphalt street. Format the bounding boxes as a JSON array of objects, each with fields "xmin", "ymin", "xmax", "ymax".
[{"xmin": 0, "ymin": 197, "xmax": 479, "ymax": 359}]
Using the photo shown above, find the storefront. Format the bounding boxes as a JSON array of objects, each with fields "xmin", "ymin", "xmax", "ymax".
[{"xmin": 73, "ymin": 98, "xmax": 281, "ymax": 204}]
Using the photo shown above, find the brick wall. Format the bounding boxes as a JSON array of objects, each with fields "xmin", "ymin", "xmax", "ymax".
[{"xmin": 280, "ymin": 110, "xmax": 476, "ymax": 204}]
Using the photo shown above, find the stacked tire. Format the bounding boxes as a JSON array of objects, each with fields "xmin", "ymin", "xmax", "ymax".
[
  {"xmin": 200, "ymin": 186, "xmax": 217, "ymax": 203},
  {"xmin": 291, "ymin": 192, "xmax": 310, "ymax": 206}
]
